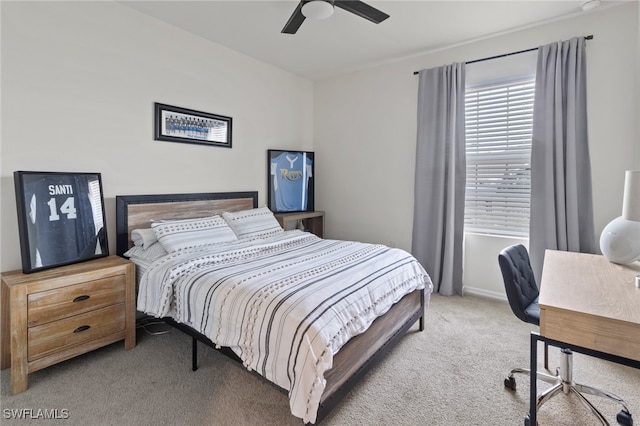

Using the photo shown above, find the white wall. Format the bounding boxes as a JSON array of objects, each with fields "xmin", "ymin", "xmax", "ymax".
[
  {"xmin": 1, "ymin": 2, "xmax": 638, "ymax": 293},
  {"xmin": 0, "ymin": 2, "xmax": 313, "ymax": 271},
  {"xmin": 314, "ymin": 3, "xmax": 639, "ymax": 298}
]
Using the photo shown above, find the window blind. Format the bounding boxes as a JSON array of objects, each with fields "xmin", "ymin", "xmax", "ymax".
[{"xmin": 464, "ymin": 78, "xmax": 535, "ymax": 237}]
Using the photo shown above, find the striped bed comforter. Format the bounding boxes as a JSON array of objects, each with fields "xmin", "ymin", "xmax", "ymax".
[{"xmin": 137, "ymin": 230, "xmax": 432, "ymax": 424}]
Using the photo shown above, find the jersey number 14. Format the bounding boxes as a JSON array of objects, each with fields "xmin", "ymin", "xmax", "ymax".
[{"xmin": 47, "ymin": 197, "xmax": 77, "ymax": 221}]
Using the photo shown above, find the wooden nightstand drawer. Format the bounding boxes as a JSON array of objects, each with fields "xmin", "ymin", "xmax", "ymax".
[
  {"xmin": 2, "ymin": 256, "xmax": 136, "ymax": 394},
  {"xmin": 27, "ymin": 304, "xmax": 125, "ymax": 361},
  {"xmin": 27, "ymin": 276, "xmax": 126, "ymax": 327}
]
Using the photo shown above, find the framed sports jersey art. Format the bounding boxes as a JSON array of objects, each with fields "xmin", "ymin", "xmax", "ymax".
[
  {"xmin": 267, "ymin": 149, "xmax": 315, "ymax": 213},
  {"xmin": 13, "ymin": 171, "xmax": 109, "ymax": 273}
]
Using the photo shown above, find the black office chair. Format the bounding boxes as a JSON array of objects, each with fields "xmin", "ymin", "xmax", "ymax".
[{"xmin": 499, "ymin": 244, "xmax": 633, "ymax": 426}]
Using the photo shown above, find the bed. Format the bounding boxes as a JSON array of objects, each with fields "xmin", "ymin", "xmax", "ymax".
[{"xmin": 115, "ymin": 191, "xmax": 432, "ymax": 424}]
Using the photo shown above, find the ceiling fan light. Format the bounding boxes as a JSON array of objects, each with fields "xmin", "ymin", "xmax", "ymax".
[
  {"xmin": 302, "ymin": 0, "xmax": 334, "ymax": 20},
  {"xmin": 580, "ymin": 0, "xmax": 601, "ymax": 12}
]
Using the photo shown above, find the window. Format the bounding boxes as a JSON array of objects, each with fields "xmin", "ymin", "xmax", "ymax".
[{"xmin": 464, "ymin": 77, "xmax": 535, "ymax": 237}]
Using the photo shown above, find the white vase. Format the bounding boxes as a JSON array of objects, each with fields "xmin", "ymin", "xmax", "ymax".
[{"xmin": 599, "ymin": 216, "xmax": 640, "ymax": 264}]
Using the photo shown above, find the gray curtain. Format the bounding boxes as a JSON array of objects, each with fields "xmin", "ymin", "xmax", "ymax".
[
  {"xmin": 411, "ymin": 63, "xmax": 466, "ymax": 296},
  {"xmin": 529, "ymin": 37, "xmax": 596, "ymax": 282}
]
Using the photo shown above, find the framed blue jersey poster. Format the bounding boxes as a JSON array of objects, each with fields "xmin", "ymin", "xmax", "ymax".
[
  {"xmin": 14, "ymin": 171, "xmax": 109, "ymax": 273},
  {"xmin": 267, "ymin": 150, "xmax": 314, "ymax": 213}
]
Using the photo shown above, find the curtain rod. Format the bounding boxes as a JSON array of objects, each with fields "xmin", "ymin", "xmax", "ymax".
[{"xmin": 412, "ymin": 35, "xmax": 593, "ymax": 75}]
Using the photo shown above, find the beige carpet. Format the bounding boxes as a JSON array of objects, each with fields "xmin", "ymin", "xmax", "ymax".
[{"xmin": 1, "ymin": 294, "xmax": 638, "ymax": 425}]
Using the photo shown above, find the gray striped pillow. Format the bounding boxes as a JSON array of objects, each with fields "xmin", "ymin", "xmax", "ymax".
[
  {"xmin": 123, "ymin": 241, "xmax": 168, "ymax": 261},
  {"xmin": 222, "ymin": 207, "xmax": 283, "ymax": 239},
  {"xmin": 152, "ymin": 215, "xmax": 237, "ymax": 253}
]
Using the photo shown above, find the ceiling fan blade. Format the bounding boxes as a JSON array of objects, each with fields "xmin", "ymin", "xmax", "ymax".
[
  {"xmin": 334, "ymin": 0, "xmax": 389, "ymax": 24},
  {"xmin": 282, "ymin": 2, "xmax": 306, "ymax": 34}
]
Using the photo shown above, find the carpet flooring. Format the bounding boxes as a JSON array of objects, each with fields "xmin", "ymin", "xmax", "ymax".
[{"xmin": 1, "ymin": 294, "xmax": 638, "ymax": 425}]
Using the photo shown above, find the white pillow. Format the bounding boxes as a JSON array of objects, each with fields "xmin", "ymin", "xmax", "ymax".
[
  {"xmin": 151, "ymin": 215, "xmax": 237, "ymax": 253},
  {"xmin": 131, "ymin": 228, "xmax": 158, "ymax": 249},
  {"xmin": 222, "ymin": 207, "xmax": 283, "ymax": 239}
]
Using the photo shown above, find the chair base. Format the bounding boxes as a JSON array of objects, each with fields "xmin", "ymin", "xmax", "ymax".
[{"xmin": 506, "ymin": 348, "xmax": 633, "ymax": 426}]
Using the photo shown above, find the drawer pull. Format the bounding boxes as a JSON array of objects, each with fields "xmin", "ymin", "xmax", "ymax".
[
  {"xmin": 73, "ymin": 325, "xmax": 91, "ymax": 333},
  {"xmin": 72, "ymin": 295, "xmax": 90, "ymax": 303}
]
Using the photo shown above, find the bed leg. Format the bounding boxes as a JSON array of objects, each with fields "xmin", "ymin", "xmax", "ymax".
[
  {"xmin": 192, "ymin": 337, "xmax": 198, "ymax": 371},
  {"xmin": 419, "ymin": 289, "xmax": 425, "ymax": 331}
]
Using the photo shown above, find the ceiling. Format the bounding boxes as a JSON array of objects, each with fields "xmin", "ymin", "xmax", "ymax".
[{"xmin": 121, "ymin": 1, "xmax": 609, "ymax": 81}]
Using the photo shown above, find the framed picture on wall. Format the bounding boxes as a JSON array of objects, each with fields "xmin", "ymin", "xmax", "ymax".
[
  {"xmin": 154, "ymin": 102, "xmax": 232, "ymax": 148},
  {"xmin": 267, "ymin": 149, "xmax": 315, "ymax": 213},
  {"xmin": 13, "ymin": 171, "xmax": 109, "ymax": 273}
]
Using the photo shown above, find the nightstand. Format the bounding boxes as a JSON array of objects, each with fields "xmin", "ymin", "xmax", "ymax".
[
  {"xmin": 1, "ymin": 255, "xmax": 135, "ymax": 394},
  {"xmin": 275, "ymin": 211, "xmax": 325, "ymax": 238}
]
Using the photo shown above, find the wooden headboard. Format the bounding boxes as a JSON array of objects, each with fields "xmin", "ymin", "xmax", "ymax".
[{"xmin": 115, "ymin": 191, "xmax": 258, "ymax": 256}]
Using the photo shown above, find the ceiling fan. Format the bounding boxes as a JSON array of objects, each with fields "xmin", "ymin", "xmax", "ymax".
[{"xmin": 282, "ymin": 0, "xmax": 390, "ymax": 34}]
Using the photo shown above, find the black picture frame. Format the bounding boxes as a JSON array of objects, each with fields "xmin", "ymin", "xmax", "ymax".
[
  {"xmin": 13, "ymin": 171, "xmax": 109, "ymax": 273},
  {"xmin": 267, "ymin": 149, "xmax": 315, "ymax": 213},
  {"xmin": 154, "ymin": 102, "xmax": 232, "ymax": 148}
]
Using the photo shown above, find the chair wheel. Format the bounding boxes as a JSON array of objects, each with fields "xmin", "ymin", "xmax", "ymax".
[
  {"xmin": 524, "ymin": 414, "xmax": 531, "ymax": 426},
  {"xmin": 617, "ymin": 410, "xmax": 633, "ymax": 426},
  {"xmin": 505, "ymin": 376, "xmax": 517, "ymax": 390}
]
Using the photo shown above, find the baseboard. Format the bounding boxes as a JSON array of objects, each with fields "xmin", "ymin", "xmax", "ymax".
[{"xmin": 463, "ymin": 286, "xmax": 507, "ymax": 302}]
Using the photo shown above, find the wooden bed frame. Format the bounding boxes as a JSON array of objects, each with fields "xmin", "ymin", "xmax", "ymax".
[{"xmin": 115, "ymin": 191, "xmax": 426, "ymax": 424}]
